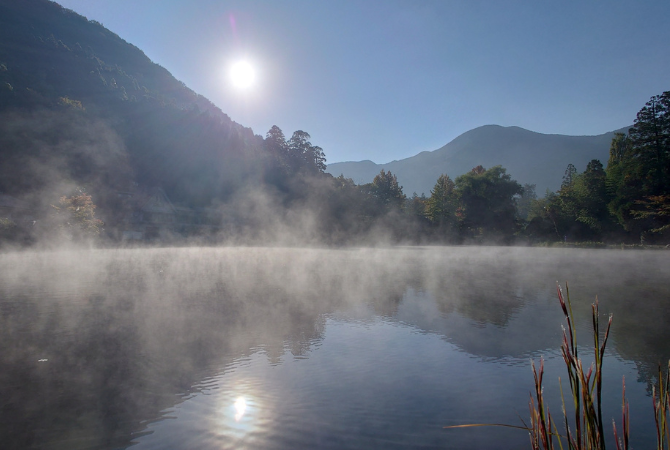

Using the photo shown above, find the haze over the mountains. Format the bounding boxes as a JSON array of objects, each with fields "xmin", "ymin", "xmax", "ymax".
[
  {"xmin": 2, "ymin": 0, "xmax": 668, "ymax": 248},
  {"xmin": 0, "ymin": 0, "xmax": 642, "ymax": 203},
  {"xmin": 327, "ymin": 125, "xmax": 626, "ymax": 196},
  {"xmin": 52, "ymin": 0, "xmax": 670, "ymax": 166}
]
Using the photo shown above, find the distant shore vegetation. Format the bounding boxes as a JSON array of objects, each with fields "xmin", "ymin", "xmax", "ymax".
[
  {"xmin": 1, "ymin": 89, "xmax": 669, "ymax": 248},
  {"xmin": 0, "ymin": 1, "xmax": 668, "ymax": 248}
]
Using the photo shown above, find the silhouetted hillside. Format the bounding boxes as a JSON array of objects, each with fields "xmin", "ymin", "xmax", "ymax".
[
  {"xmin": 0, "ymin": 0, "xmax": 429, "ymax": 245},
  {"xmin": 328, "ymin": 125, "xmax": 627, "ymax": 196},
  {"xmin": 0, "ymin": 0, "xmax": 266, "ymax": 210}
]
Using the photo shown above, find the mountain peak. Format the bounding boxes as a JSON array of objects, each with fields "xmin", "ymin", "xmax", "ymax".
[{"xmin": 327, "ymin": 125, "xmax": 622, "ymax": 196}]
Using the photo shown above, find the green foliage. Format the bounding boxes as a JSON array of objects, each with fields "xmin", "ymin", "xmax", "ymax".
[
  {"xmin": 262, "ymin": 125, "xmax": 291, "ymax": 188},
  {"xmin": 524, "ymin": 160, "xmax": 618, "ymax": 242},
  {"xmin": 325, "ymin": 174, "xmax": 380, "ymax": 237},
  {"xmin": 0, "ymin": 0, "xmax": 266, "ymax": 209},
  {"xmin": 263, "ymin": 126, "xmax": 327, "ymax": 190},
  {"xmin": 0, "ymin": 217, "xmax": 19, "ymax": 241},
  {"xmin": 51, "ymin": 191, "xmax": 103, "ymax": 238},
  {"xmin": 455, "ymin": 165, "xmax": 522, "ymax": 241},
  {"xmin": 631, "ymin": 195, "xmax": 670, "ymax": 234},
  {"xmin": 265, "ymin": 125, "xmax": 286, "ymax": 147},
  {"xmin": 606, "ymin": 133, "xmax": 635, "ymax": 229},
  {"xmin": 2, "ymin": 1, "xmax": 666, "ymax": 246},
  {"xmin": 526, "ymin": 90, "xmax": 670, "ymax": 243},
  {"xmin": 425, "ymin": 174, "xmax": 459, "ymax": 235},
  {"xmin": 560, "ymin": 160, "xmax": 612, "ymax": 235},
  {"xmin": 370, "ymin": 169, "xmax": 406, "ymax": 212},
  {"xmin": 407, "ymin": 192, "xmax": 427, "ymax": 218},
  {"xmin": 287, "ymin": 130, "xmax": 312, "ymax": 173},
  {"xmin": 562, "ymin": 163, "xmax": 578, "ymax": 189},
  {"xmin": 287, "ymin": 130, "xmax": 327, "ymax": 174},
  {"xmin": 524, "ymin": 194, "xmax": 561, "ymax": 242},
  {"xmin": 580, "ymin": 160, "xmax": 611, "ymax": 229},
  {"xmin": 628, "ymin": 92, "xmax": 670, "ymax": 196},
  {"xmin": 605, "ymin": 92, "xmax": 670, "ymax": 240},
  {"xmin": 516, "ymin": 183, "xmax": 537, "ymax": 221},
  {"xmin": 254, "ymin": 125, "xmax": 328, "ymax": 219}
]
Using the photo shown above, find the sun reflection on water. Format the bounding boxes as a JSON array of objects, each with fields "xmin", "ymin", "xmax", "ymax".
[
  {"xmin": 234, "ymin": 396, "xmax": 247, "ymax": 422},
  {"xmin": 217, "ymin": 389, "xmax": 261, "ymax": 441}
]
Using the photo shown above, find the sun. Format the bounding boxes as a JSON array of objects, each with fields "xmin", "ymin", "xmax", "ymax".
[{"xmin": 229, "ymin": 61, "xmax": 256, "ymax": 89}]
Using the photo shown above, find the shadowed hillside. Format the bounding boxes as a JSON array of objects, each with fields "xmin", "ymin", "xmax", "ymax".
[
  {"xmin": 0, "ymin": 0, "xmax": 428, "ymax": 246},
  {"xmin": 0, "ymin": 0, "xmax": 266, "ymax": 210}
]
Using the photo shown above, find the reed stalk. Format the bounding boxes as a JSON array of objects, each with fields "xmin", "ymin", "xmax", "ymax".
[
  {"xmin": 446, "ymin": 282, "xmax": 670, "ymax": 450},
  {"xmin": 554, "ymin": 282, "xmax": 612, "ymax": 450},
  {"xmin": 529, "ymin": 357, "xmax": 562, "ymax": 449},
  {"xmin": 612, "ymin": 378, "xmax": 629, "ymax": 450},
  {"xmin": 653, "ymin": 361, "xmax": 670, "ymax": 450}
]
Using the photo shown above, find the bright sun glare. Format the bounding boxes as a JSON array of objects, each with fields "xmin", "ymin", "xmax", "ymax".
[
  {"xmin": 234, "ymin": 396, "xmax": 247, "ymax": 421},
  {"xmin": 230, "ymin": 61, "xmax": 255, "ymax": 89}
]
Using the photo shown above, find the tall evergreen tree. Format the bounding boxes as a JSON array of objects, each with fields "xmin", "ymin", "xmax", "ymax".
[
  {"xmin": 606, "ymin": 132, "xmax": 636, "ymax": 230},
  {"xmin": 287, "ymin": 130, "xmax": 311, "ymax": 173},
  {"xmin": 265, "ymin": 125, "xmax": 288, "ymax": 166},
  {"xmin": 425, "ymin": 174, "xmax": 459, "ymax": 233},
  {"xmin": 606, "ymin": 91, "xmax": 670, "ymax": 239},
  {"xmin": 628, "ymin": 91, "xmax": 670, "ymax": 196},
  {"xmin": 562, "ymin": 163, "xmax": 577, "ymax": 189},
  {"xmin": 370, "ymin": 170, "xmax": 406, "ymax": 211},
  {"xmin": 287, "ymin": 130, "xmax": 326, "ymax": 174},
  {"xmin": 575, "ymin": 159, "xmax": 611, "ymax": 234}
]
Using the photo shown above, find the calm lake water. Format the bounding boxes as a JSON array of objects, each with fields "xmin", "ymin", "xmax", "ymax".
[{"xmin": 1, "ymin": 246, "xmax": 669, "ymax": 449}]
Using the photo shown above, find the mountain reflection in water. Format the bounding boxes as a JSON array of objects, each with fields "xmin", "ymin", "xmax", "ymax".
[{"xmin": 0, "ymin": 247, "xmax": 668, "ymax": 449}]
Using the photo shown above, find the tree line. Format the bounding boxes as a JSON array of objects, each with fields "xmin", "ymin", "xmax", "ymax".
[
  {"xmin": 287, "ymin": 90, "xmax": 670, "ymax": 245},
  {"xmin": 1, "ymin": 79, "xmax": 668, "ymax": 246},
  {"xmin": 2, "ymin": 1, "xmax": 667, "ymax": 246},
  {"xmin": 524, "ymin": 91, "xmax": 670, "ymax": 244}
]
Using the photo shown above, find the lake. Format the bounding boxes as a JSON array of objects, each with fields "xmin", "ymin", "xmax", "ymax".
[{"xmin": 1, "ymin": 246, "xmax": 668, "ymax": 449}]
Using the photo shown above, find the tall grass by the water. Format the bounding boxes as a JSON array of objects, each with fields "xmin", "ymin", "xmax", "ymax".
[
  {"xmin": 446, "ymin": 282, "xmax": 670, "ymax": 450},
  {"xmin": 652, "ymin": 361, "xmax": 670, "ymax": 450}
]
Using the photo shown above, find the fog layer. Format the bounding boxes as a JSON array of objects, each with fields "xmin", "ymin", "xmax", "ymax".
[{"xmin": 1, "ymin": 246, "xmax": 668, "ymax": 449}]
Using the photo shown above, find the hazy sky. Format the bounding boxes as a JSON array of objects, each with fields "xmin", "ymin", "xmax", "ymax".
[{"xmin": 55, "ymin": 0, "xmax": 670, "ymax": 164}]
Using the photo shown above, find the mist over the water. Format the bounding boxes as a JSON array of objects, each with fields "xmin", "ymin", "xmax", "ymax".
[{"xmin": 1, "ymin": 246, "xmax": 668, "ymax": 449}]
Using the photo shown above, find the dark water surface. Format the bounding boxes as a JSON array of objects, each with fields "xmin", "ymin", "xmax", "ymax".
[{"xmin": 1, "ymin": 247, "xmax": 669, "ymax": 449}]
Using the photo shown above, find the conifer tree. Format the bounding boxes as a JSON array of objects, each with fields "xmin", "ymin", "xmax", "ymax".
[
  {"xmin": 371, "ymin": 170, "xmax": 405, "ymax": 211},
  {"xmin": 425, "ymin": 174, "xmax": 459, "ymax": 232},
  {"xmin": 606, "ymin": 91, "xmax": 670, "ymax": 238}
]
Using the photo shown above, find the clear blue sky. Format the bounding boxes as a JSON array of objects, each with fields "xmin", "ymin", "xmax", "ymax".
[{"xmin": 55, "ymin": 0, "xmax": 670, "ymax": 165}]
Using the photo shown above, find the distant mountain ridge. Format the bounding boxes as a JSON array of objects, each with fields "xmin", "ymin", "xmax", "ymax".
[{"xmin": 327, "ymin": 125, "xmax": 627, "ymax": 196}]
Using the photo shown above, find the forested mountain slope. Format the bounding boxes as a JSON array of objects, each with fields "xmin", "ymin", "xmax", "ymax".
[
  {"xmin": 0, "ymin": 0, "xmax": 265, "ymax": 210},
  {"xmin": 0, "ymin": 0, "xmax": 416, "ymax": 245},
  {"xmin": 328, "ymin": 125, "xmax": 626, "ymax": 196}
]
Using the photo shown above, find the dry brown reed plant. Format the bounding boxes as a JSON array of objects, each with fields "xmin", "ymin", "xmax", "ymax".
[
  {"xmin": 652, "ymin": 361, "xmax": 670, "ymax": 450},
  {"xmin": 445, "ymin": 282, "xmax": 670, "ymax": 450}
]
